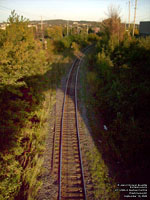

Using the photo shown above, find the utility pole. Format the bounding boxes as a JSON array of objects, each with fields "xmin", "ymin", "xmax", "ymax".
[
  {"xmin": 128, "ymin": 0, "xmax": 130, "ymax": 29},
  {"xmin": 67, "ymin": 20, "xmax": 69, "ymax": 36},
  {"xmin": 117, "ymin": 20, "xmax": 119, "ymax": 45},
  {"xmin": 44, "ymin": 40, "xmax": 47, "ymax": 50},
  {"xmin": 41, "ymin": 16, "xmax": 44, "ymax": 42},
  {"xmin": 87, "ymin": 24, "xmax": 88, "ymax": 34},
  {"xmin": 77, "ymin": 23, "xmax": 79, "ymax": 34},
  {"xmin": 133, "ymin": 0, "xmax": 137, "ymax": 36}
]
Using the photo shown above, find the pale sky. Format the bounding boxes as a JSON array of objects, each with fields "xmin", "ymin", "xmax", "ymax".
[{"xmin": 0, "ymin": 0, "xmax": 150, "ymax": 24}]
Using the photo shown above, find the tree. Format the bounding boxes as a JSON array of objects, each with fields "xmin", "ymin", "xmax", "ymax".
[
  {"xmin": 102, "ymin": 5, "xmax": 125, "ymax": 41},
  {"xmin": 0, "ymin": 11, "xmax": 48, "ymax": 199},
  {"xmin": 88, "ymin": 27, "xmax": 94, "ymax": 34},
  {"xmin": 0, "ymin": 11, "xmax": 46, "ymax": 89},
  {"xmin": 45, "ymin": 25, "xmax": 63, "ymax": 40}
]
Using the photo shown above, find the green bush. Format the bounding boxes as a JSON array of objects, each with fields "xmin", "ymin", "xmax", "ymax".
[
  {"xmin": 87, "ymin": 35, "xmax": 150, "ymax": 182},
  {"xmin": 0, "ymin": 11, "xmax": 47, "ymax": 88},
  {"xmin": 0, "ymin": 11, "xmax": 52, "ymax": 199}
]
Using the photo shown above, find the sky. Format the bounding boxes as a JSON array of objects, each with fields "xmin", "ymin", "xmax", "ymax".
[{"xmin": 0, "ymin": 0, "xmax": 150, "ymax": 24}]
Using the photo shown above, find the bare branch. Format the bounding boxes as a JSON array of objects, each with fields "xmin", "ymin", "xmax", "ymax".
[{"xmin": 106, "ymin": 4, "xmax": 121, "ymax": 19}]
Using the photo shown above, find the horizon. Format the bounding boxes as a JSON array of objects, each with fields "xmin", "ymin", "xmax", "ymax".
[{"xmin": 0, "ymin": 0, "xmax": 150, "ymax": 24}]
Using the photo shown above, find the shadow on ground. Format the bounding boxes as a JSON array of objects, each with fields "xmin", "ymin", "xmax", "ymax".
[{"xmin": 0, "ymin": 48, "xmax": 149, "ymax": 200}]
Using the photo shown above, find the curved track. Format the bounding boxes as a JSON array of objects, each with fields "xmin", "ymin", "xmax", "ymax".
[{"xmin": 58, "ymin": 48, "xmax": 89, "ymax": 200}]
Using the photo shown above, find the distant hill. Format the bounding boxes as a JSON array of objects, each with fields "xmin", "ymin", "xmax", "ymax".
[{"xmin": 30, "ymin": 19, "xmax": 100, "ymax": 26}]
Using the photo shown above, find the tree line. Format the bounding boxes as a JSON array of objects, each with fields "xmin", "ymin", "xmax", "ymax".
[
  {"xmin": 86, "ymin": 7, "xmax": 150, "ymax": 194},
  {"xmin": 0, "ymin": 11, "xmax": 99, "ymax": 200}
]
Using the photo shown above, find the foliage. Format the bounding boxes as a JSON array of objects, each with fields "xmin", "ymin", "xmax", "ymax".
[
  {"xmin": 0, "ymin": 11, "xmax": 47, "ymax": 88},
  {"xmin": 55, "ymin": 36, "xmax": 72, "ymax": 52},
  {"xmin": 0, "ymin": 11, "xmax": 74, "ymax": 200},
  {"xmin": 87, "ymin": 35, "xmax": 150, "ymax": 183},
  {"xmin": 45, "ymin": 25, "xmax": 63, "ymax": 40},
  {"xmin": 0, "ymin": 10, "xmax": 98, "ymax": 200},
  {"xmin": 87, "ymin": 148, "xmax": 120, "ymax": 200},
  {"xmin": 101, "ymin": 5, "xmax": 125, "ymax": 41},
  {"xmin": 88, "ymin": 27, "xmax": 94, "ymax": 34},
  {"xmin": 88, "ymin": 33, "xmax": 100, "ymax": 42},
  {"xmin": 79, "ymin": 54, "xmax": 120, "ymax": 200},
  {"xmin": 54, "ymin": 33, "xmax": 92, "ymax": 53},
  {"xmin": 71, "ymin": 41, "xmax": 79, "ymax": 53}
]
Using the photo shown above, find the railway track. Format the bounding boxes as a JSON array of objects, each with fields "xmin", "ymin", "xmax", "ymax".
[{"xmin": 56, "ymin": 48, "xmax": 89, "ymax": 200}]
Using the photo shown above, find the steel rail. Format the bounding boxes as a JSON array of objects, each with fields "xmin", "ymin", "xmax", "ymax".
[
  {"xmin": 58, "ymin": 58, "xmax": 77, "ymax": 200},
  {"xmin": 75, "ymin": 47, "xmax": 90, "ymax": 200},
  {"xmin": 75, "ymin": 59, "xmax": 86, "ymax": 200},
  {"xmin": 58, "ymin": 46, "xmax": 91, "ymax": 200}
]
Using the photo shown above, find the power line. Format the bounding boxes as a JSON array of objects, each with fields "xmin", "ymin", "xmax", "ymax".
[
  {"xmin": 0, "ymin": 8, "xmax": 10, "ymax": 13},
  {"xmin": 0, "ymin": 5, "xmax": 11, "ymax": 11},
  {"xmin": 0, "ymin": 5, "xmax": 57, "ymax": 21},
  {"xmin": 0, "ymin": 5, "xmax": 42, "ymax": 20}
]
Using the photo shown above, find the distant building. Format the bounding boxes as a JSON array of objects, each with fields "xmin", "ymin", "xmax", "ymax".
[
  {"xmin": 28, "ymin": 24, "xmax": 37, "ymax": 29},
  {"xmin": 139, "ymin": 21, "xmax": 150, "ymax": 36},
  {"xmin": 82, "ymin": 24, "xmax": 87, "ymax": 26},
  {"xmin": 0, "ymin": 23, "xmax": 9, "ymax": 30},
  {"xmin": 73, "ymin": 22, "xmax": 78, "ymax": 25}
]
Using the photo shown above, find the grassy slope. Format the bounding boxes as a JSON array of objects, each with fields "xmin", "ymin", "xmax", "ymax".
[
  {"xmin": 24, "ymin": 53, "xmax": 74, "ymax": 200},
  {"xmin": 78, "ymin": 49, "xmax": 120, "ymax": 200},
  {"xmin": 0, "ymin": 50, "xmax": 74, "ymax": 200}
]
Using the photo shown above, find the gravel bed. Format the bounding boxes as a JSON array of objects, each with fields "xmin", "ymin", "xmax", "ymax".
[
  {"xmin": 77, "ymin": 59, "xmax": 96, "ymax": 200},
  {"xmin": 37, "ymin": 54, "xmax": 95, "ymax": 200},
  {"xmin": 37, "ymin": 72, "xmax": 68, "ymax": 200}
]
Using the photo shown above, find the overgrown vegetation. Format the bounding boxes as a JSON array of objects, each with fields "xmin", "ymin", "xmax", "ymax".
[
  {"xmin": 0, "ymin": 11, "xmax": 60, "ymax": 200},
  {"xmin": 0, "ymin": 11, "xmax": 99, "ymax": 200},
  {"xmin": 79, "ymin": 50, "xmax": 119, "ymax": 200},
  {"xmin": 86, "ymin": 8, "xmax": 150, "ymax": 189},
  {"xmin": 77, "ymin": 6, "xmax": 150, "ymax": 200}
]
